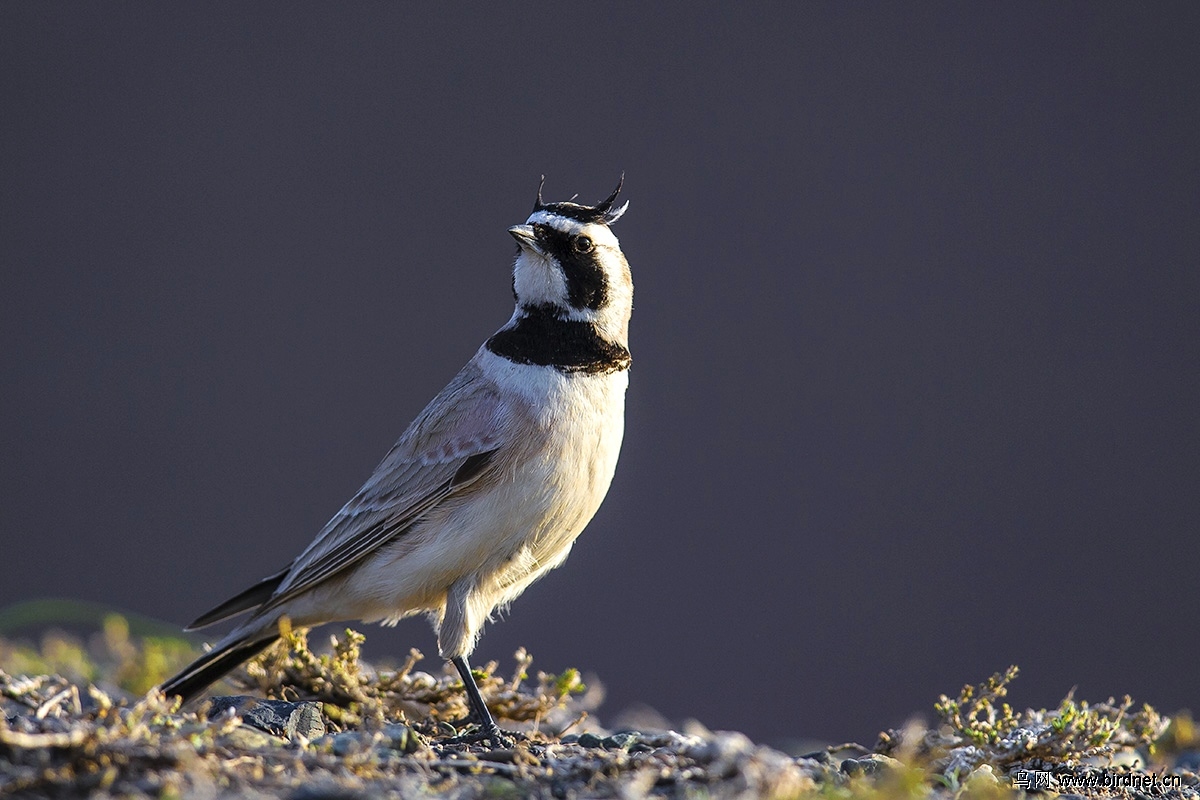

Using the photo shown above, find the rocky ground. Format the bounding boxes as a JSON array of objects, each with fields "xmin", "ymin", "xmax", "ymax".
[{"xmin": 1, "ymin": 617, "xmax": 1197, "ymax": 799}]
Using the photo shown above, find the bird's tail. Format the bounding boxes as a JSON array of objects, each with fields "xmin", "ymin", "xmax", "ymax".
[{"xmin": 159, "ymin": 633, "xmax": 280, "ymax": 705}]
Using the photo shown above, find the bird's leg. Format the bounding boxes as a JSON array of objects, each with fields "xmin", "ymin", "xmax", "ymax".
[{"xmin": 451, "ymin": 655, "xmax": 508, "ymax": 746}]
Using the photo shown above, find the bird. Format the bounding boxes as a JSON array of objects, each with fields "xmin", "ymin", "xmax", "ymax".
[{"xmin": 159, "ymin": 177, "xmax": 634, "ymax": 745}]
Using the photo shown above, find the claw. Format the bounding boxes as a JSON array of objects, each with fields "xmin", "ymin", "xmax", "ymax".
[
  {"xmin": 448, "ymin": 654, "xmax": 514, "ymax": 748},
  {"xmin": 442, "ymin": 725, "xmax": 517, "ymax": 749}
]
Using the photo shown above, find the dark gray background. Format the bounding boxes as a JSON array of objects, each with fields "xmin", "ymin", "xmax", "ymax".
[{"xmin": 3, "ymin": 3, "xmax": 1198, "ymax": 745}]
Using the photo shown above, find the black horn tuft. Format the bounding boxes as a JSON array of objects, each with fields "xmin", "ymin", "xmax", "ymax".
[
  {"xmin": 594, "ymin": 173, "xmax": 624, "ymax": 216},
  {"xmin": 528, "ymin": 174, "xmax": 629, "ymax": 226},
  {"xmin": 532, "ymin": 175, "xmax": 548, "ymax": 213}
]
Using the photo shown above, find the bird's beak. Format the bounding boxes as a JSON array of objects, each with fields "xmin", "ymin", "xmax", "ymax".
[{"xmin": 508, "ymin": 225, "xmax": 543, "ymax": 254}]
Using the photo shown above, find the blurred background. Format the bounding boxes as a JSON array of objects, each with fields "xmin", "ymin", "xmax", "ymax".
[{"xmin": 2, "ymin": 3, "xmax": 1197, "ymax": 746}]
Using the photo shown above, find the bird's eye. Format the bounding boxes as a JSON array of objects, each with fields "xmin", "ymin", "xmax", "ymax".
[{"xmin": 573, "ymin": 236, "xmax": 593, "ymax": 253}]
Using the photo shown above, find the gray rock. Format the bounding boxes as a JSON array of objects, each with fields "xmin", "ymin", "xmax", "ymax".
[
  {"xmin": 801, "ymin": 750, "xmax": 837, "ymax": 765},
  {"xmin": 380, "ymin": 722, "xmax": 421, "ymax": 754},
  {"xmin": 286, "ymin": 703, "xmax": 327, "ymax": 742},
  {"xmin": 220, "ymin": 726, "xmax": 287, "ymax": 749},
  {"xmin": 577, "ymin": 732, "xmax": 604, "ymax": 748},
  {"xmin": 640, "ymin": 730, "xmax": 701, "ymax": 750},
  {"xmin": 841, "ymin": 754, "xmax": 900, "ymax": 777},
  {"xmin": 602, "ymin": 733, "xmax": 638, "ymax": 750},
  {"xmin": 690, "ymin": 731, "xmax": 753, "ymax": 764},
  {"xmin": 965, "ymin": 763, "xmax": 998, "ymax": 787},
  {"xmin": 208, "ymin": 695, "xmax": 326, "ymax": 742},
  {"xmin": 329, "ymin": 731, "xmax": 368, "ymax": 757}
]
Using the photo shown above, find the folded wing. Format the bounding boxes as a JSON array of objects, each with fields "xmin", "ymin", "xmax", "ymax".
[{"xmin": 190, "ymin": 363, "xmax": 519, "ymax": 626}]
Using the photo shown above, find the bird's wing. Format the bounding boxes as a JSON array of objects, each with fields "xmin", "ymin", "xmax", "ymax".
[{"xmin": 260, "ymin": 363, "xmax": 523, "ymax": 612}]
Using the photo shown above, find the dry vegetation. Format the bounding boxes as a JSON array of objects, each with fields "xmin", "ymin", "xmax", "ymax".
[{"xmin": 1, "ymin": 613, "xmax": 1197, "ymax": 799}]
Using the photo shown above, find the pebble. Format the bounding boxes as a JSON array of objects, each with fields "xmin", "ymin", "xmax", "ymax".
[
  {"xmin": 841, "ymin": 754, "xmax": 900, "ymax": 777},
  {"xmin": 313, "ymin": 725, "xmax": 421, "ymax": 758},
  {"xmin": 220, "ymin": 726, "xmax": 286, "ymax": 750},
  {"xmin": 689, "ymin": 731, "xmax": 753, "ymax": 764},
  {"xmin": 965, "ymin": 763, "xmax": 998, "ymax": 787},
  {"xmin": 802, "ymin": 751, "xmax": 838, "ymax": 766},
  {"xmin": 640, "ymin": 731, "xmax": 701, "ymax": 750},
  {"xmin": 286, "ymin": 703, "xmax": 327, "ymax": 742},
  {"xmin": 207, "ymin": 695, "xmax": 326, "ymax": 742},
  {"xmin": 329, "ymin": 731, "xmax": 368, "ymax": 757},
  {"xmin": 380, "ymin": 722, "xmax": 421, "ymax": 754},
  {"xmin": 602, "ymin": 732, "xmax": 638, "ymax": 750}
]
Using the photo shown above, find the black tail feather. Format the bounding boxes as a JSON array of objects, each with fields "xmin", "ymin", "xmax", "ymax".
[
  {"xmin": 186, "ymin": 569, "xmax": 288, "ymax": 630},
  {"xmin": 160, "ymin": 634, "xmax": 280, "ymax": 705}
]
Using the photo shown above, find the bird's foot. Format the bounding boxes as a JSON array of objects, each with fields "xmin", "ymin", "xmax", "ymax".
[{"xmin": 441, "ymin": 723, "xmax": 520, "ymax": 749}]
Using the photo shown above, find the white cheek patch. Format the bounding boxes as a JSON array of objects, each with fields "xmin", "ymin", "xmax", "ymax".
[
  {"xmin": 512, "ymin": 250, "xmax": 569, "ymax": 306},
  {"xmin": 512, "ymin": 211, "xmax": 625, "ymax": 313},
  {"xmin": 582, "ymin": 223, "xmax": 620, "ymax": 250}
]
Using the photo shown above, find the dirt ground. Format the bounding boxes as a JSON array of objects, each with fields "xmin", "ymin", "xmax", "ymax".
[{"xmin": 1, "ymin": 620, "xmax": 1197, "ymax": 799}]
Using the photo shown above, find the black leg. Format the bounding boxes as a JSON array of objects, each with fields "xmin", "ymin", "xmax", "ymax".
[{"xmin": 451, "ymin": 655, "xmax": 505, "ymax": 745}]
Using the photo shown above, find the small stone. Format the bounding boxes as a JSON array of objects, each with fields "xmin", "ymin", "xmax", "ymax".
[
  {"xmin": 371, "ymin": 744, "xmax": 404, "ymax": 763},
  {"xmin": 207, "ymin": 695, "xmax": 326, "ymax": 741},
  {"xmin": 966, "ymin": 764, "xmax": 999, "ymax": 789},
  {"xmin": 285, "ymin": 703, "xmax": 326, "ymax": 742},
  {"xmin": 207, "ymin": 696, "xmax": 262, "ymax": 721},
  {"xmin": 243, "ymin": 701, "xmax": 290, "ymax": 735},
  {"xmin": 577, "ymin": 733, "xmax": 603, "ymax": 748},
  {"xmin": 330, "ymin": 731, "xmax": 367, "ymax": 757},
  {"xmin": 691, "ymin": 731, "xmax": 753, "ymax": 763},
  {"xmin": 602, "ymin": 732, "xmax": 638, "ymax": 750},
  {"xmin": 380, "ymin": 722, "xmax": 421, "ymax": 754},
  {"xmin": 842, "ymin": 754, "xmax": 902, "ymax": 777},
  {"xmin": 640, "ymin": 730, "xmax": 700, "ymax": 749},
  {"xmin": 220, "ymin": 726, "xmax": 285, "ymax": 750},
  {"xmin": 559, "ymin": 733, "xmax": 580, "ymax": 744}
]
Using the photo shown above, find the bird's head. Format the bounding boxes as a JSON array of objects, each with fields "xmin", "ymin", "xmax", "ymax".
[{"xmin": 508, "ymin": 176, "xmax": 633, "ymax": 344}]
